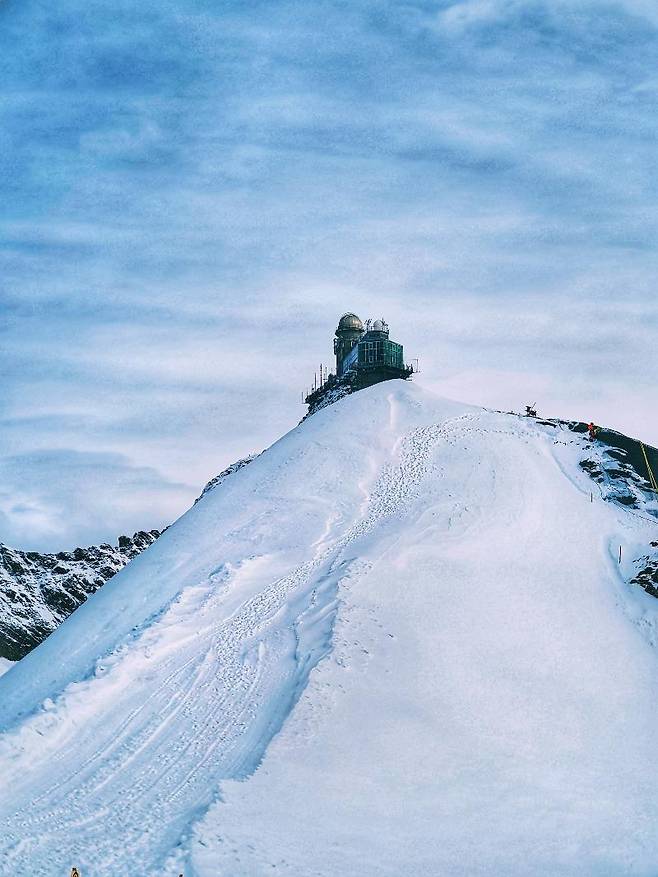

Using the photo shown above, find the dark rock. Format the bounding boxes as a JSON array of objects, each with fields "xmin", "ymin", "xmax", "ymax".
[
  {"xmin": 631, "ymin": 559, "xmax": 658, "ymax": 599},
  {"xmin": 564, "ymin": 421, "xmax": 658, "ymax": 518},
  {"xmin": 302, "ymin": 372, "xmax": 354, "ymax": 420},
  {"xmin": 614, "ymin": 494, "xmax": 638, "ymax": 507},
  {"xmin": 0, "ymin": 530, "xmax": 160, "ymax": 661},
  {"xmin": 545, "ymin": 418, "xmax": 658, "ymax": 602},
  {"xmin": 195, "ymin": 456, "xmax": 256, "ymax": 504},
  {"xmin": 579, "ymin": 459, "xmax": 603, "ymax": 480}
]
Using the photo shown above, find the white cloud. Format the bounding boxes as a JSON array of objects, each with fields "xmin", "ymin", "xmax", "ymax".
[
  {"xmin": 0, "ymin": 450, "xmax": 193, "ymax": 552},
  {"xmin": 1, "ymin": 0, "xmax": 657, "ymax": 547},
  {"xmin": 436, "ymin": 0, "xmax": 523, "ymax": 32}
]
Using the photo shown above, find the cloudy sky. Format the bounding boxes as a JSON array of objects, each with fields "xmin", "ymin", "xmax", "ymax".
[{"xmin": 1, "ymin": 0, "xmax": 657, "ymax": 551}]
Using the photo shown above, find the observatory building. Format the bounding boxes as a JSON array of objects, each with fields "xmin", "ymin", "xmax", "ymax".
[
  {"xmin": 304, "ymin": 313, "xmax": 413, "ymax": 415},
  {"xmin": 334, "ymin": 313, "xmax": 408, "ymax": 381}
]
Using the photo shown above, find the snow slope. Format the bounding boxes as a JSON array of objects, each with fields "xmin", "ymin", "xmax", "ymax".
[{"xmin": 0, "ymin": 381, "xmax": 657, "ymax": 876}]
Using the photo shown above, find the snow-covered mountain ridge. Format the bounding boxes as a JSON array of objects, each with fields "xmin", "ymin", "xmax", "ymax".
[
  {"xmin": 0, "ymin": 530, "xmax": 160, "ymax": 661},
  {"xmin": 1, "ymin": 381, "xmax": 657, "ymax": 876},
  {"xmin": 0, "ymin": 457, "xmax": 256, "ymax": 661},
  {"xmin": 194, "ymin": 455, "xmax": 256, "ymax": 503},
  {"xmin": 3, "ymin": 416, "xmax": 655, "ymax": 668}
]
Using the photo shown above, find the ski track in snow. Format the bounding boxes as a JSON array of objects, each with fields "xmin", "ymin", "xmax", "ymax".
[
  {"xmin": 1, "ymin": 384, "xmax": 657, "ymax": 876},
  {"xmin": 181, "ymin": 405, "xmax": 658, "ymax": 877},
  {"xmin": 0, "ymin": 393, "xmax": 475, "ymax": 875}
]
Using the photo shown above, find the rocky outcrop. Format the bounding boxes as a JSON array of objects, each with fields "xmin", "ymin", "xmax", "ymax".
[
  {"xmin": 631, "ymin": 544, "xmax": 658, "ymax": 598},
  {"xmin": 571, "ymin": 423, "xmax": 658, "ymax": 513},
  {"xmin": 564, "ymin": 421, "xmax": 658, "ymax": 600},
  {"xmin": 0, "ymin": 531, "xmax": 160, "ymax": 661},
  {"xmin": 194, "ymin": 456, "xmax": 257, "ymax": 503},
  {"xmin": 303, "ymin": 373, "xmax": 354, "ymax": 420}
]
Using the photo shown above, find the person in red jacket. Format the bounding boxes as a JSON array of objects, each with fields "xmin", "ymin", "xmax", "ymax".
[{"xmin": 587, "ymin": 422, "xmax": 598, "ymax": 442}]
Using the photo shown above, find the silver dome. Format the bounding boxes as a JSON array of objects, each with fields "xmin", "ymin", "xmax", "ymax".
[{"xmin": 337, "ymin": 313, "xmax": 364, "ymax": 333}]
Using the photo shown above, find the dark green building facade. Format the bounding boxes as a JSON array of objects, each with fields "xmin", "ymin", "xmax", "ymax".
[{"xmin": 305, "ymin": 313, "xmax": 412, "ymax": 414}]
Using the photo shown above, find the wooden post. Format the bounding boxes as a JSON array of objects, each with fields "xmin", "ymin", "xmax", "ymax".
[{"xmin": 619, "ymin": 545, "xmax": 622, "ymax": 565}]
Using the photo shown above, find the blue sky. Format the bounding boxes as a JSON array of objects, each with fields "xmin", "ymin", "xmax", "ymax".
[{"xmin": 2, "ymin": 0, "xmax": 658, "ymax": 550}]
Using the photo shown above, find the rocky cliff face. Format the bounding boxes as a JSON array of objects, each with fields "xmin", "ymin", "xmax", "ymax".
[
  {"xmin": 0, "ymin": 530, "xmax": 160, "ymax": 661},
  {"xmin": 559, "ymin": 419, "xmax": 658, "ymax": 600},
  {"xmin": 570, "ymin": 421, "xmax": 658, "ymax": 512}
]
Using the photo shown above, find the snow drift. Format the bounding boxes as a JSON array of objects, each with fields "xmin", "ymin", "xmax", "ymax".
[{"xmin": 0, "ymin": 381, "xmax": 657, "ymax": 876}]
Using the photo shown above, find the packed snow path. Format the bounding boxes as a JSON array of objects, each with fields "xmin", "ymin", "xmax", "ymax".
[{"xmin": 0, "ymin": 382, "xmax": 657, "ymax": 876}]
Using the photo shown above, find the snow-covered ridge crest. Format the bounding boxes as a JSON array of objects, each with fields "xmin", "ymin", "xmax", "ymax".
[
  {"xmin": 194, "ymin": 454, "xmax": 257, "ymax": 503},
  {"xmin": 0, "ymin": 381, "xmax": 657, "ymax": 876}
]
